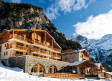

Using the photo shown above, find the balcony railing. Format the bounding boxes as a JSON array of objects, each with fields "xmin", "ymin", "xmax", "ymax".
[
  {"xmin": 31, "ymin": 49, "xmax": 61, "ymax": 59},
  {"xmin": 6, "ymin": 44, "xmax": 28, "ymax": 51},
  {"xmin": 15, "ymin": 35, "xmax": 33, "ymax": 43},
  {"xmin": 10, "ymin": 35, "xmax": 61, "ymax": 52},
  {"xmin": 93, "ymin": 71, "xmax": 104, "ymax": 74},
  {"xmin": 53, "ymin": 48, "xmax": 61, "ymax": 52},
  {"xmin": 12, "ymin": 53, "xmax": 23, "ymax": 57},
  {"xmin": 43, "ymin": 73, "xmax": 83, "ymax": 78},
  {"xmin": 35, "ymin": 40, "xmax": 61, "ymax": 52},
  {"xmin": 31, "ymin": 49, "xmax": 51, "ymax": 56}
]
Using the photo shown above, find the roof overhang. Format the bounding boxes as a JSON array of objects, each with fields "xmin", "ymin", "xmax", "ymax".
[{"xmin": 69, "ymin": 60, "xmax": 97, "ymax": 68}]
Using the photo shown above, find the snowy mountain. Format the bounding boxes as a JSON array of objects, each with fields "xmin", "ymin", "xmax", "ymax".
[
  {"xmin": 0, "ymin": 62, "xmax": 110, "ymax": 81},
  {"xmin": 71, "ymin": 34, "xmax": 112, "ymax": 67}
]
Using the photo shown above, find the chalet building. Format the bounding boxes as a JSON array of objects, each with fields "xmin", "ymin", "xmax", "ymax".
[
  {"xmin": 0, "ymin": 29, "xmax": 111, "ymax": 79},
  {"xmin": 0, "ymin": 29, "xmax": 61, "ymax": 60},
  {"xmin": 0, "ymin": 29, "xmax": 69, "ymax": 74},
  {"xmin": 61, "ymin": 49, "xmax": 90, "ymax": 63}
]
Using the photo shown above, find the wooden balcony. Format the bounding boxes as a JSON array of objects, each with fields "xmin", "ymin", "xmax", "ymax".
[
  {"xmin": 6, "ymin": 44, "xmax": 28, "ymax": 51},
  {"xmin": 43, "ymin": 73, "xmax": 83, "ymax": 78},
  {"xmin": 34, "ymin": 40, "xmax": 61, "ymax": 53},
  {"xmin": 14, "ymin": 35, "xmax": 33, "ymax": 43},
  {"xmin": 31, "ymin": 49, "xmax": 61, "ymax": 60},
  {"xmin": 52, "ymin": 55, "xmax": 61, "ymax": 59},
  {"xmin": 31, "ymin": 49, "xmax": 51, "ymax": 57},
  {"xmin": 10, "ymin": 35, "xmax": 61, "ymax": 53},
  {"xmin": 53, "ymin": 48, "xmax": 61, "ymax": 52},
  {"xmin": 93, "ymin": 71, "xmax": 104, "ymax": 74},
  {"xmin": 12, "ymin": 54, "xmax": 23, "ymax": 57}
]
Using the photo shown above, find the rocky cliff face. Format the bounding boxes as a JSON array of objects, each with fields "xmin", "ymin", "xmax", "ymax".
[
  {"xmin": 0, "ymin": 1, "xmax": 82, "ymax": 51},
  {"xmin": 0, "ymin": 2, "xmax": 50, "ymax": 30},
  {"xmin": 72, "ymin": 34, "xmax": 112, "ymax": 67}
]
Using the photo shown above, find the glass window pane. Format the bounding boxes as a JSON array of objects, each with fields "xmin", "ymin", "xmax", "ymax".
[{"xmin": 34, "ymin": 67, "xmax": 37, "ymax": 72}]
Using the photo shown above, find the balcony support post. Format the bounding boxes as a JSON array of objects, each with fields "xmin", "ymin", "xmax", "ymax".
[
  {"xmin": 45, "ymin": 32, "xmax": 46, "ymax": 44},
  {"xmin": 34, "ymin": 31, "xmax": 35, "ymax": 44},
  {"xmin": 52, "ymin": 40, "xmax": 53, "ymax": 48},
  {"xmin": 13, "ymin": 30, "xmax": 14, "ymax": 38}
]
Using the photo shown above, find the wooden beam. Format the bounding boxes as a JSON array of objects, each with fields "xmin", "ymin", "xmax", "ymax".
[
  {"xmin": 52, "ymin": 40, "xmax": 53, "ymax": 48},
  {"xmin": 13, "ymin": 30, "xmax": 14, "ymax": 38},
  {"xmin": 34, "ymin": 31, "xmax": 35, "ymax": 44},
  {"xmin": 45, "ymin": 32, "xmax": 46, "ymax": 43}
]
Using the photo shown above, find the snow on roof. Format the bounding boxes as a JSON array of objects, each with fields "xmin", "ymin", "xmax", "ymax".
[
  {"xmin": 95, "ymin": 63, "xmax": 101, "ymax": 68},
  {"xmin": 105, "ymin": 72, "xmax": 112, "ymax": 75},
  {"xmin": 69, "ymin": 60, "xmax": 87, "ymax": 66},
  {"xmin": 60, "ymin": 49, "xmax": 86, "ymax": 55}
]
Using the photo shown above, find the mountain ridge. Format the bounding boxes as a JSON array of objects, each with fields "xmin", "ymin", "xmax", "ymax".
[{"xmin": 72, "ymin": 34, "xmax": 112, "ymax": 70}]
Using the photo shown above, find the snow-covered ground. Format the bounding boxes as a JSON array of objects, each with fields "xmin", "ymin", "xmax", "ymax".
[{"xmin": 0, "ymin": 62, "xmax": 111, "ymax": 81}]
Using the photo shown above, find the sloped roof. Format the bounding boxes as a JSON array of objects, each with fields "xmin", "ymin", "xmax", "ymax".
[
  {"xmin": 105, "ymin": 72, "xmax": 112, "ymax": 75},
  {"xmin": 95, "ymin": 63, "xmax": 101, "ymax": 68},
  {"xmin": 69, "ymin": 60, "xmax": 86, "ymax": 66},
  {"xmin": 69, "ymin": 60, "xmax": 97, "ymax": 68},
  {"xmin": 60, "ymin": 49, "xmax": 86, "ymax": 55}
]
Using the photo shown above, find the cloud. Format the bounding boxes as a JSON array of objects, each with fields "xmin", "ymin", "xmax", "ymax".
[
  {"xmin": 73, "ymin": 10, "xmax": 112, "ymax": 39},
  {"xmin": 10, "ymin": 0, "xmax": 21, "ymax": 3},
  {"xmin": 46, "ymin": 0, "xmax": 95, "ymax": 20},
  {"xmin": 46, "ymin": 7, "xmax": 59, "ymax": 20}
]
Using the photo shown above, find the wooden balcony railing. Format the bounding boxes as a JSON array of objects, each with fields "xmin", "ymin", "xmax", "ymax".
[
  {"xmin": 15, "ymin": 35, "xmax": 33, "ymax": 43},
  {"xmin": 10, "ymin": 35, "xmax": 61, "ymax": 52},
  {"xmin": 31, "ymin": 49, "xmax": 61, "ymax": 59},
  {"xmin": 31, "ymin": 49, "xmax": 40, "ymax": 53},
  {"xmin": 52, "ymin": 55, "xmax": 61, "ymax": 59},
  {"xmin": 6, "ymin": 44, "xmax": 28, "ymax": 51},
  {"xmin": 43, "ymin": 73, "xmax": 83, "ymax": 78},
  {"xmin": 35, "ymin": 40, "xmax": 61, "ymax": 52},
  {"xmin": 53, "ymin": 48, "xmax": 61, "ymax": 52},
  {"xmin": 93, "ymin": 71, "xmax": 104, "ymax": 74},
  {"xmin": 12, "ymin": 54, "xmax": 23, "ymax": 57}
]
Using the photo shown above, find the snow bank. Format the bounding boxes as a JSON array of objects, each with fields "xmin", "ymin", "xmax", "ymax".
[{"xmin": 0, "ymin": 62, "xmax": 111, "ymax": 81}]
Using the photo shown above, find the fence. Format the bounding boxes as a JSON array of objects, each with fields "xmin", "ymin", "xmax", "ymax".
[{"xmin": 43, "ymin": 73, "xmax": 84, "ymax": 78}]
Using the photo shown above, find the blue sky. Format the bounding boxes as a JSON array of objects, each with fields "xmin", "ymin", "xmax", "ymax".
[{"xmin": 4, "ymin": 0, "xmax": 112, "ymax": 39}]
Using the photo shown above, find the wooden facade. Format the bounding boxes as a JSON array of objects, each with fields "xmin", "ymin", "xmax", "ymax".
[{"xmin": 0, "ymin": 29, "xmax": 61, "ymax": 60}]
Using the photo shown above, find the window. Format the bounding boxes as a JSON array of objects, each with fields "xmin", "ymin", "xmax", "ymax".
[
  {"xmin": 4, "ymin": 52, "xmax": 5, "ymax": 56},
  {"xmin": 65, "ymin": 58, "xmax": 67, "ymax": 60},
  {"xmin": 17, "ymin": 42, "xmax": 24, "ymax": 46},
  {"xmin": 16, "ymin": 51, "xmax": 23, "ymax": 55},
  {"xmin": 32, "ymin": 64, "xmax": 44, "ymax": 73},
  {"xmin": 6, "ymin": 52, "xmax": 8, "ymax": 55},
  {"xmin": 5, "ymin": 44, "xmax": 6, "ymax": 47},
  {"xmin": 49, "ymin": 65, "xmax": 57, "ymax": 73}
]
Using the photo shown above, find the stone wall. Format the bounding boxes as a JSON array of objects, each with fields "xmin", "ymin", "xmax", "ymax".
[
  {"xmin": 8, "ymin": 56, "xmax": 26, "ymax": 72},
  {"xmin": 8, "ymin": 55, "xmax": 70, "ymax": 73},
  {"xmin": 25, "ymin": 56, "xmax": 70, "ymax": 73},
  {"xmin": 61, "ymin": 53, "xmax": 82, "ymax": 63}
]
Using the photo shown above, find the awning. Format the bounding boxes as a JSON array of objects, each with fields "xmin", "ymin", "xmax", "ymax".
[{"xmin": 69, "ymin": 60, "xmax": 97, "ymax": 68}]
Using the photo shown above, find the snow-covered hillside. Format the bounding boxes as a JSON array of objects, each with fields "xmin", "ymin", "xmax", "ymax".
[
  {"xmin": 71, "ymin": 34, "xmax": 112, "ymax": 67},
  {"xmin": 0, "ymin": 62, "xmax": 110, "ymax": 81}
]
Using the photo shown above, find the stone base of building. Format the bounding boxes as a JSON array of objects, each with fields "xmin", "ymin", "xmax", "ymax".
[{"xmin": 3, "ymin": 55, "xmax": 70, "ymax": 73}]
